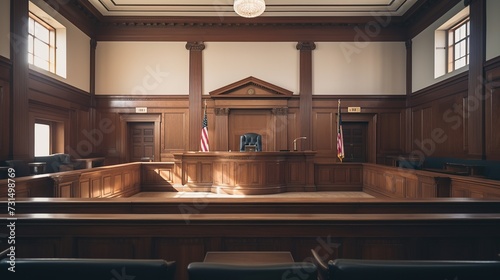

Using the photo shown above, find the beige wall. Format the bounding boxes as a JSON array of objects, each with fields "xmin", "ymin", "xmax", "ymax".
[
  {"xmin": 96, "ymin": 42, "xmax": 189, "ymax": 95},
  {"xmin": 314, "ymin": 42, "xmax": 406, "ymax": 95},
  {"xmin": 204, "ymin": 42, "xmax": 299, "ymax": 95},
  {"xmin": 30, "ymin": 0, "xmax": 90, "ymax": 92},
  {"xmin": 412, "ymin": 2, "xmax": 467, "ymax": 92},
  {"xmin": 0, "ymin": 0, "xmax": 10, "ymax": 59},
  {"xmin": 486, "ymin": 0, "xmax": 500, "ymax": 61}
]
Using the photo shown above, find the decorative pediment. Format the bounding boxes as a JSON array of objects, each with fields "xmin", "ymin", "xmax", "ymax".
[{"xmin": 209, "ymin": 76, "xmax": 293, "ymax": 98}]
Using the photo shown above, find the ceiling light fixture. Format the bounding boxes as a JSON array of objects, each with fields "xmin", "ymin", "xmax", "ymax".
[{"xmin": 233, "ymin": 0, "xmax": 266, "ymax": 18}]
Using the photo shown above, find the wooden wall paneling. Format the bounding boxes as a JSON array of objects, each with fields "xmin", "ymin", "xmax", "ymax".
[
  {"xmin": 273, "ymin": 108, "xmax": 289, "ymax": 151},
  {"xmin": 214, "ymin": 107, "xmax": 229, "ymax": 151},
  {"xmin": 358, "ymin": 238, "xmax": 411, "ymax": 260},
  {"xmin": 312, "ymin": 109, "xmax": 335, "ymax": 153},
  {"xmin": 485, "ymin": 78, "xmax": 500, "ymax": 160},
  {"xmin": 362, "ymin": 164, "xmax": 452, "ymax": 199},
  {"xmin": 141, "ymin": 163, "xmax": 175, "ymax": 191},
  {"xmin": 52, "ymin": 173, "xmax": 81, "ymax": 198},
  {"xmin": 79, "ymin": 179, "xmax": 91, "ymax": 198},
  {"xmin": 0, "ymin": 176, "xmax": 54, "ymax": 197},
  {"xmin": 15, "ymin": 237, "xmax": 70, "ymax": 258},
  {"xmin": 314, "ymin": 163, "xmax": 363, "ymax": 191},
  {"xmin": 228, "ymin": 109, "xmax": 275, "ymax": 152},
  {"xmin": 96, "ymin": 111, "xmax": 121, "ymax": 164},
  {"xmin": 377, "ymin": 112, "xmax": 403, "ymax": 159},
  {"xmin": 287, "ymin": 106, "xmax": 299, "ymax": 152},
  {"xmin": 163, "ymin": 110, "xmax": 189, "ymax": 159},
  {"xmin": 451, "ymin": 177, "xmax": 500, "ymax": 198},
  {"xmin": 76, "ymin": 238, "xmax": 139, "ymax": 258}
]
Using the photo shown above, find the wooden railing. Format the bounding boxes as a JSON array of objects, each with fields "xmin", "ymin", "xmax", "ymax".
[
  {"xmin": 363, "ymin": 163, "xmax": 500, "ymax": 199},
  {"xmin": 0, "ymin": 162, "xmax": 173, "ymax": 198},
  {"xmin": 1, "ymin": 162, "xmax": 500, "ymax": 199}
]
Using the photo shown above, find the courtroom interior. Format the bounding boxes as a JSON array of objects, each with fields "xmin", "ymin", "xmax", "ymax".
[{"xmin": 1, "ymin": 0, "xmax": 500, "ymax": 279}]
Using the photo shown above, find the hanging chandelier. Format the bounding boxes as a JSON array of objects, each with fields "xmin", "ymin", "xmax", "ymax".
[{"xmin": 233, "ymin": 0, "xmax": 266, "ymax": 18}]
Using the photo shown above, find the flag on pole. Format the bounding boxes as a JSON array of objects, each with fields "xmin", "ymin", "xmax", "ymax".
[
  {"xmin": 336, "ymin": 99, "xmax": 344, "ymax": 162},
  {"xmin": 200, "ymin": 101, "xmax": 210, "ymax": 152}
]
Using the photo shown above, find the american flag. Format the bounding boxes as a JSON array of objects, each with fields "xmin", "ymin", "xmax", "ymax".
[
  {"xmin": 200, "ymin": 102, "xmax": 210, "ymax": 152},
  {"xmin": 336, "ymin": 99, "xmax": 344, "ymax": 162}
]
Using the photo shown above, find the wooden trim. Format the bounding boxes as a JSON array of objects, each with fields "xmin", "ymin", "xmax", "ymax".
[
  {"xmin": 94, "ymin": 18, "xmax": 406, "ymax": 42},
  {"xmin": 28, "ymin": 70, "xmax": 91, "ymax": 108},
  {"xmin": 209, "ymin": 76, "xmax": 293, "ymax": 97},
  {"xmin": 409, "ymin": 72, "xmax": 468, "ymax": 107}
]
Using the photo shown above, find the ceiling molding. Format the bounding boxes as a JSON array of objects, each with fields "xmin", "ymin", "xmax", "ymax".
[{"xmin": 86, "ymin": 0, "xmax": 419, "ymax": 17}]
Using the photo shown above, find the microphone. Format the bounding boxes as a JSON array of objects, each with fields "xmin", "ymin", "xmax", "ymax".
[{"xmin": 293, "ymin": 137, "xmax": 307, "ymax": 151}]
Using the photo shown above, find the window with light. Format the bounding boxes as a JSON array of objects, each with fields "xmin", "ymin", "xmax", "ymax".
[
  {"xmin": 28, "ymin": 13, "xmax": 56, "ymax": 73},
  {"xmin": 448, "ymin": 18, "xmax": 470, "ymax": 72}
]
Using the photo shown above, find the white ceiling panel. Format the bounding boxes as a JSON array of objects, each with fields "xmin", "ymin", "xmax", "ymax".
[{"xmin": 88, "ymin": 0, "xmax": 419, "ymax": 17}]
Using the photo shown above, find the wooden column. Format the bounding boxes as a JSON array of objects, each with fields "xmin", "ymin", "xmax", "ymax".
[
  {"xmin": 89, "ymin": 39, "xmax": 97, "ymax": 155},
  {"xmin": 186, "ymin": 42, "xmax": 205, "ymax": 151},
  {"xmin": 404, "ymin": 39, "xmax": 413, "ymax": 154},
  {"xmin": 296, "ymin": 42, "xmax": 316, "ymax": 151},
  {"xmin": 466, "ymin": 0, "xmax": 486, "ymax": 159},
  {"xmin": 11, "ymin": 0, "xmax": 30, "ymax": 160}
]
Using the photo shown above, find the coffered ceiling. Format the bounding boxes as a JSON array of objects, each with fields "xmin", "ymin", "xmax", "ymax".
[{"xmin": 87, "ymin": 0, "xmax": 419, "ymax": 17}]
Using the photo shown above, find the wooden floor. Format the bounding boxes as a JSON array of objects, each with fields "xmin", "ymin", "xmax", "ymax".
[{"xmin": 131, "ymin": 191, "xmax": 375, "ymax": 199}]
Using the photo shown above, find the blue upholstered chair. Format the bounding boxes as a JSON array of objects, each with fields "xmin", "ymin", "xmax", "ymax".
[
  {"xmin": 328, "ymin": 259, "xmax": 500, "ymax": 280},
  {"xmin": 188, "ymin": 262, "xmax": 317, "ymax": 280},
  {"xmin": 240, "ymin": 132, "xmax": 262, "ymax": 152},
  {"xmin": 0, "ymin": 258, "xmax": 176, "ymax": 280}
]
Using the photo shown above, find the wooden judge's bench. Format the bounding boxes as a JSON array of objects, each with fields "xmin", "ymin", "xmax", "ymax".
[{"xmin": 173, "ymin": 151, "xmax": 316, "ymax": 195}]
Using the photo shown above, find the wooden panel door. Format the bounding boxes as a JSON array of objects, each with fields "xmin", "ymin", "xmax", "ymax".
[
  {"xmin": 342, "ymin": 122, "xmax": 367, "ymax": 162},
  {"xmin": 129, "ymin": 122, "xmax": 155, "ymax": 162}
]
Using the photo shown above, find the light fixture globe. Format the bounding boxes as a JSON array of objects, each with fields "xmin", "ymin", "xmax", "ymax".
[{"xmin": 234, "ymin": 0, "xmax": 266, "ymax": 18}]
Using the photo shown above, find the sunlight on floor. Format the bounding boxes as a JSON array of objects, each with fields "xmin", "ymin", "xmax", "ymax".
[{"xmin": 132, "ymin": 191, "xmax": 375, "ymax": 198}]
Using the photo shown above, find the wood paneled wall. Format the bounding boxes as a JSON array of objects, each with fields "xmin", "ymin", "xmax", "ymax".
[
  {"xmin": 485, "ymin": 57, "xmax": 500, "ymax": 161},
  {"xmin": 96, "ymin": 95, "xmax": 406, "ymax": 163},
  {"xmin": 409, "ymin": 73, "xmax": 469, "ymax": 159},
  {"xmin": 27, "ymin": 71, "xmax": 92, "ymax": 160}
]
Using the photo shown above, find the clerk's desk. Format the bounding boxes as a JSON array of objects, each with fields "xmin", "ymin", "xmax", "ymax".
[
  {"xmin": 173, "ymin": 151, "xmax": 316, "ymax": 195},
  {"xmin": 204, "ymin": 251, "xmax": 294, "ymax": 265}
]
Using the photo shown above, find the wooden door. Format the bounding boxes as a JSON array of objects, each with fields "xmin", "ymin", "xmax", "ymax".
[
  {"xmin": 342, "ymin": 122, "xmax": 367, "ymax": 162},
  {"xmin": 128, "ymin": 122, "xmax": 155, "ymax": 162}
]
